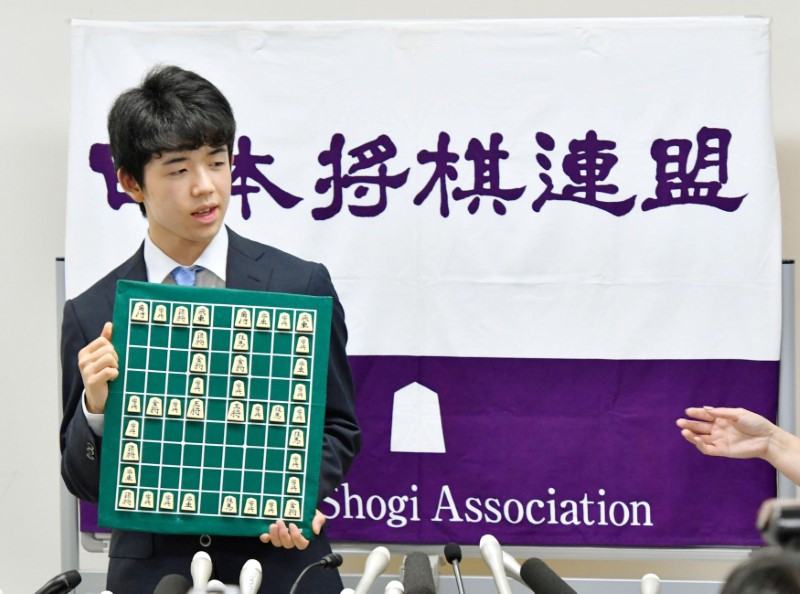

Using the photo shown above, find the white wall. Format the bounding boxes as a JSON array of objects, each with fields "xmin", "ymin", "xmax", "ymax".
[{"xmin": 1, "ymin": 1, "xmax": 798, "ymax": 592}]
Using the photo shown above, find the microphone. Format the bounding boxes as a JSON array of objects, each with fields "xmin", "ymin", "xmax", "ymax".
[
  {"xmin": 239, "ymin": 559, "xmax": 263, "ymax": 594},
  {"xmin": 322, "ymin": 553, "xmax": 345, "ymax": 568},
  {"xmin": 384, "ymin": 581, "xmax": 404, "ymax": 594},
  {"xmin": 34, "ymin": 570, "xmax": 82, "ymax": 594},
  {"xmin": 640, "ymin": 573, "xmax": 661, "ymax": 594},
  {"xmin": 153, "ymin": 574, "xmax": 190, "ymax": 594},
  {"xmin": 519, "ymin": 558, "xmax": 577, "ymax": 594},
  {"xmin": 501, "ymin": 552, "xmax": 525, "ymax": 587},
  {"xmin": 289, "ymin": 552, "xmax": 344, "ymax": 594},
  {"xmin": 402, "ymin": 552, "xmax": 436, "ymax": 594},
  {"xmin": 444, "ymin": 543, "xmax": 466, "ymax": 594},
  {"xmin": 479, "ymin": 535, "xmax": 512, "ymax": 594},
  {"xmin": 354, "ymin": 546, "xmax": 391, "ymax": 594},
  {"xmin": 191, "ymin": 551, "xmax": 213, "ymax": 591}
]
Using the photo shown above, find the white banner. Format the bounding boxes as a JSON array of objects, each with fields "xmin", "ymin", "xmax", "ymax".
[{"xmin": 67, "ymin": 18, "xmax": 780, "ymax": 359}]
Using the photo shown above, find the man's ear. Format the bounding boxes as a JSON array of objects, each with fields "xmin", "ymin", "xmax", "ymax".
[{"xmin": 117, "ymin": 169, "xmax": 145, "ymax": 203}]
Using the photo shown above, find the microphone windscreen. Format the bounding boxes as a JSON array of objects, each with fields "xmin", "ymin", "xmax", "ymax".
[
  {"xmin": 403, "ymin": 552, "xmax": 436, "ymax": 594},
  {"xmin": 153, "ymin": 573, "xmax": 191, "ymax": 594},
  {"xmin": 444, "ymin": 543, "xmax": 463, "ymax": 564},
  {"xmin": 520, "ymin": 558, "xmax": 577, "ymax": 594},
  {"xmin": 62, "ymin": 571, "xmax": 82, "ymax": 588},
  {"xmin": 34, "ymin": 570, "xmax": 83, "ymax": 594},
  {"xmin": 321, "ymin": 552, "xmax": 345, "ymax": 568},
  {"xmin": 385, "ymin": 580, "xmax": 405, "ymax": 594},
  {"xmin": 240, "ymin": 558, "xmax": 263, "ymax": 594},
  {"xmin": 640, "ymin": 572, "xmax": 662, "ymax": 594}
]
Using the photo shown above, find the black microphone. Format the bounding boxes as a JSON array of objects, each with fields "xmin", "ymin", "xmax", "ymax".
[
  {"xmin": 403, "ymin": 551, "xmax": 436, "ymax": 594},
  {"xmin": 520, "ymin": 558, "xmax": 577, "ymax": 594},
  {"xmin": 444, "ymin": 543, "xmax": 466, "ymax": 594},
  {"xmin": 153, "ymin": 573, "xmax": 191, "ymax": 594},
  {"xmin": 289, "ymin": 553, "xmax": 344, "ymax": 594},
  {"xmin": 321, "ymin": 552, "xmax": 344, "ymax": 568},
  {"xmin": 34, "ymin": 570, "xmax": 82, "ymax": 594}
]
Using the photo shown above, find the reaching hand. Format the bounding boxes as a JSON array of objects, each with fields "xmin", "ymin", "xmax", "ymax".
[{"xmin": 676, "ymin": 406, "xmax": 774, "ymax": 459}]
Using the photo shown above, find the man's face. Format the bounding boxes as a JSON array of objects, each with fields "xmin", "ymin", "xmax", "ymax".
[{"xmin": 121, "ymin": 145, "xmax": 232, "ymax": 263}]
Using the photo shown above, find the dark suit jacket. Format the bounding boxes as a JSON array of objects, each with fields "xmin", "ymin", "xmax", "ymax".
[{"xmin": 60, "ymin": 228, "xmax": 361, "ymax": 593}]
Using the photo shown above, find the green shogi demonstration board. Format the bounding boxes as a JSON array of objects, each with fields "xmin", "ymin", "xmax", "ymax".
[{"xmin": 98, "ymin": 280, "xmax": 331, "ymax": 538}]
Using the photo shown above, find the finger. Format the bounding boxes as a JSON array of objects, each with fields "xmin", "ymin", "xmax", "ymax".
[
  {"xmin": 680, "ymin": 429, "xmax": 714, "ymax": 450},
  {"xmin": 83, "ymin": 368, "xmax": 120, "ymax": 395},
  {"xmin": 684, "ymin": 407, "xmax": 716, "ymax": 422},
  {"xmin": 276, "ymin": 521, "xmax": 293, "ymax": 548},
  {"xmin": 102, "ymin": 324, "xmax": 120, "ymax": 364},
  {"xmin": 84, "ymin": 329, "xmax": 115, "ymax": 352},
  {"xmin": 95, "ymin": 367, "xmax": 119, "ymax": 384},
  {"xmin": 82, "ymin": 351, "xmax": 120, "ymax": 374},
  {"xmin": 90, "ymin": 341, "xmax": 120, "ymax": 365},
  {"xmin": 267, "ymin": 522, "xmax": 282, "ymax": 548},
  {"xmin": 79, "ymin": 344, "xmax": 119, "ymax": 370},
  {"xmin": 679, "ymin": 428, "xmax": 701, "ymax": 445},
  {"xmin": 703, "ymin": 407, "xmax": 749, "ymax": 421},
  {"xmin": 81, "ymin": 361, "xmax": 120, "ymax": 389},
  {"xmin": 259, "ymin": 532, "xmax": 271, "ymax": 544},
  {"xmin": 312, "ymin": 510, "xmax": 326, "ymax": 535},
  {"xmin": 78, "ymin": 340, "xmax": 108, "ymax": 363},
  {"xmin": 681, "ymin": 430, "xmax": 722, "ymax": 455},
  {"xmin": 288, "ymin": 523, "xmax": 309, "ymax": 550},
  {"xmin": 677, "ymin": 419, "xmax": 714, "ymax": 435}
]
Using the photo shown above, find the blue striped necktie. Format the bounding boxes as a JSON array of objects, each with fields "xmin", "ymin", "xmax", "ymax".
[{"xmin": 171, "ymin": 265, "xmax": 202, "ymax": 287}]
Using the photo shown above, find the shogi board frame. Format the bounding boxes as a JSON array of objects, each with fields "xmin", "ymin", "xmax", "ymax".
[{"xmin": 98, "ymin": 280, "xmax": 332, "ymax": 538}]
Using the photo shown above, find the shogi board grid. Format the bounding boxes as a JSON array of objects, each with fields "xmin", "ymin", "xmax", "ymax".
[{"xmin": 98, "ymin": 280, "xmax": 331, "ymax": 538}]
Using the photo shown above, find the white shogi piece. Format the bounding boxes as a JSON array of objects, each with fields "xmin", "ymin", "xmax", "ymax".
[
  {"xmin": 173, "ymin": 306, "xmax": 189, "ymax": 325},
  {"xmin": 234, "ymin": 308, "xmax": 252, "ymax": 328},
  {"xmin": 131, "ymin": 302, "xmax": 149, "ymax": 322},
  {"xmin": 192, "ymin": 305, "xmax": 210, "ymax": 326},
  {"xmin": 297, "ymin": 312, "xmax": 313, "ymax": 333}
]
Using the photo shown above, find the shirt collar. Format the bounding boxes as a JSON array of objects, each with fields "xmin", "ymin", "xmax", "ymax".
[{"xmin": 144, "ymin": 226, "xmax": 229, "ymax": 283}]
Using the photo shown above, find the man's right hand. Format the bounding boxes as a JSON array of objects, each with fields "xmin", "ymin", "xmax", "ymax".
[{"xmin": 78, "ymin": 322, "xmax": 119, "ymax": 414}]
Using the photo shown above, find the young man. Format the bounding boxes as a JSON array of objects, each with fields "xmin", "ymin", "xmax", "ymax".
[{"xmin": 60, "ymin": 65, "xmax": 361, "ymax": 593}]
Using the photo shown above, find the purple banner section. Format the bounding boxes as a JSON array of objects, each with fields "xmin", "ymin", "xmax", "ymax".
[
  {"xmin": 80, "ymin": 501, "xmax": 99, "ymax": 533},
  {"xmin": 78, "ymin": 356, "xmax": 778, "ymax": 547},
  {"xmin": 324, "ymin": 356, "xmax": 779, "ymax": 547}
]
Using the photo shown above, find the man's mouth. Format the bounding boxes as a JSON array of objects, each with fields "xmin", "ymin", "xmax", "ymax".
[{"xmin": 193, "ymin": 205, "xmax": 217, "ymax": 217}]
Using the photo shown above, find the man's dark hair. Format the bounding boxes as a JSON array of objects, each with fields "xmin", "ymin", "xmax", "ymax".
[{"xmin": 107, "ymin": 64, "xmax": 236, "ymax": 215}]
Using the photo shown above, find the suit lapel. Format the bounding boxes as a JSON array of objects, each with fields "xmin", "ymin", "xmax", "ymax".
[
  {"xmin": 225, "ymin": 228, "xmax": 273, "ymax": 292},
  {"xmin": 101, "ymin": 244, "xmax": 148, "ymax": 312}
]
